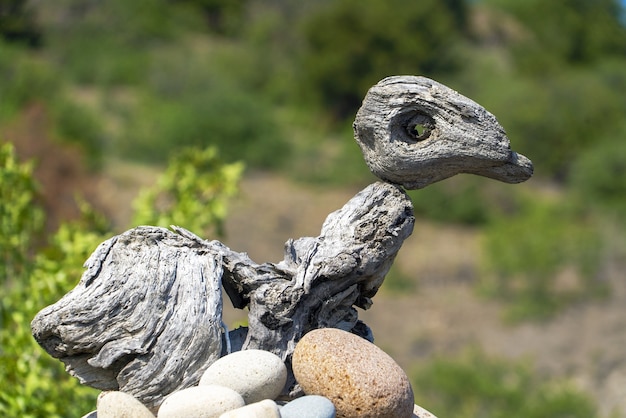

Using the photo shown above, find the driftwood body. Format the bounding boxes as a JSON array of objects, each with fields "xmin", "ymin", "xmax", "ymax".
[
  {"xmin": 31, "ymin": 76, "xmax": 533, "ymax": 410},
  {"xmin": 32, "ymin": 182, "xmax": 415, "ymax": 407},
  {"xmin": 32, "ymin": 227, "xmax": 225, "ymax": 407}
]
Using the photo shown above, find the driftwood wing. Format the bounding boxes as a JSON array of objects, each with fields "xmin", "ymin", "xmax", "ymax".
[{"xmin": 31, "ymin": 226, "xmax": 224, "ymax": 409}]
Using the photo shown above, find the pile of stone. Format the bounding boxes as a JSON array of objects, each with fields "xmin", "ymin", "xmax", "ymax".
[{"xmin": 85, "ymin": 328, "xmax": 436, "ymax": 418}]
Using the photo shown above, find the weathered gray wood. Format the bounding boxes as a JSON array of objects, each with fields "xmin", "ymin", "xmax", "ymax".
[
  {"xmin": 31, "ymin": 75, "xmax": 533, "ymax": 411},
  {"xmin": 221, "ymin": 182, "xmax": 415, "ymax": 396},
  {"xmin": 354, "ymin": 75, "xmax": 533, "ymax": 189},
  {"xmin": 31, "ymin": 182, "xmax": 414, "ymax": 408},
  {"xmin": 31, "ymin": 227, "xmax": 225, "ymax": 409}
]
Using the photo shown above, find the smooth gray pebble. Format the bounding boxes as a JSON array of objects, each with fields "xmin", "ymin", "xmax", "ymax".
[{"xmin": 280, "ymin": 395, "xmax": 336, "ymax": 418}]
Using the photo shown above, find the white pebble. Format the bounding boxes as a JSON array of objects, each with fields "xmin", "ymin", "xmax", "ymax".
[
  {"xmin": 219, "ymin": 399, "xmax": 281, "ymax": 418},
  {"xmin": 199, "ymin": 350, "xmax": 287, "ymax": 403},
  {"xmin": 157, "ymin": 385, "xmax": 244, "ymax": 418},
  {"xmin": 97, "ymin": 391, "xmax": 155, "ymax": 418}
]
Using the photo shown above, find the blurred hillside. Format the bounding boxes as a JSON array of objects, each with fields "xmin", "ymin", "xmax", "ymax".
[
  {"xmin": 2, "ymin": 0, "xmax": 626, "ymax": 221},
  {"xmin": 2, "ymin": 0, "xmax": 626, "ymax": 416}
]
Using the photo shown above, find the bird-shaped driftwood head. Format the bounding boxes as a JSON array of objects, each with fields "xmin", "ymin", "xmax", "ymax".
[{"xmin": 354, "ymin": 76, "xmax": 533, "ymax": 189}]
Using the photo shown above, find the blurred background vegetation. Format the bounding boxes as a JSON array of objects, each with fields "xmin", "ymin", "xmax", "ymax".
[{"xmin": 1, "ymin": 0, "xmax": 625, "ymax": 416}]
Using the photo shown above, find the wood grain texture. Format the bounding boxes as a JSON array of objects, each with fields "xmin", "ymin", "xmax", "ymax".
[
  {"xmin": 32, "ymin": 226, "xmax": 225, "ymax": 408},
  {"xmin": 354, "ymin": 75, "xmax": 533, "ymax": 189},
  {"xmin": 31, "ymin": 75, "xmax": 533, "ymax": 409},
  {"xmin": 217, "ymin": 181, "xmax": 415, "ymax": 396},
  {"xmin": 32, "ymin": 182, "xmax": 414, "ymax": 406}
]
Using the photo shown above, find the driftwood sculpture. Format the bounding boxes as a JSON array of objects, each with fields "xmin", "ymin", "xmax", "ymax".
[{"xmin": 31, "ymin": 76, "xmax": 533, "ymax": 410}]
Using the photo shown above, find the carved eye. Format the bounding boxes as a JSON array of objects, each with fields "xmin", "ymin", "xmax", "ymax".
[
  {"xmin": 404, "ymin": 112, "xmax": 434, "ymax": 142},
  {"xmin": 410, "ymin": 123, "xmax": 427, "ymax": 138}
]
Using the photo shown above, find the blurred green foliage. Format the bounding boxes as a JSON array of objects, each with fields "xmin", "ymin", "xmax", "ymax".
[
  {"xmin": 0, "ymin": 143, "xmax": 43, "ymax": 282},
  {"xmin": 0, "ymin": 144, "xmax": 241, "ymax": 416},
  {"xmin": 50, "ymin": 98, "xmax": 105, "ymax": 170},
  {"xmin": 173, "ymin": 0, "xmax": 249, "ymax": 36},
  {"xmin": 0, "ymin": 44, "xmax": 60, "ymax": 119},
  {"xmin": 408, "ymin": 178, "xmax": 493, "ymax": 226},
  {"xmin": 47, "ymin": 0, "xmax": 206, "ymax": 86},
  {"xmin": 0, "ymin": 0, "xmax": 42, "ymax": 47},
  {"xmin": 0, "ymin": 42, "xmax": 105, "ymax": 168},
  {"xmin": 299, "ymin": 0, "xmax": 468, "ymax": 118},
  {"xmin": 484, "ymin": 0, "xmax": 626, "ymax": 72},
  {"xmin": 120, "ymin": 82, "xmax": 287, "ymax": 167},
  {"xmin": 467, "ymin": 66, "xmax": 626, "ymax": 180},
  {"xmin": 412, "ymin": 348, "xmax": 599, "ymax": 418},
  {"xmin": 1, "ymin": 0, "xmax": 625, "ymax": 174},
  {"xmin": 133, "ymin": 146, "xmax": 244, "ymax": 237},
  {"xmin": 0, "ymin": 144, "xmax": 102, "ymax": 417},
  {"xmin": 3, "ymin": 0, "xmax": 624, "ymax": 181},
  {"xmin": 379, "ymin": 264, "xmax": 417, "ymax": 295},
  {"xmin": 569, "ymin": 122, "xmax": 626, "ymax": 220},
  {"xmin": 480, "ymin": 193, "xmax": 608, "ymax": 322}
]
